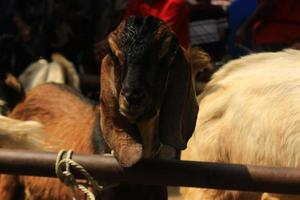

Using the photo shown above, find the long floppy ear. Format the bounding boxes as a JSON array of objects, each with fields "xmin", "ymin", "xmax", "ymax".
[
  {"xmin": 159, "ymin": 46, "xmax": 199, "ymax": 150},
  {"xmin": 99, "ymin": 22, "xmax": 143, "ymax": 167}
]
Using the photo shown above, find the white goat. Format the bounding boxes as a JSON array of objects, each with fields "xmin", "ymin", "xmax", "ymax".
[
  {"xmin": 181, "ymin": 49, "xmax": 300, "ymax": 200},
  {"xmin": 19, "ymin": 53, "xmax": 79, "ymax": 92}
]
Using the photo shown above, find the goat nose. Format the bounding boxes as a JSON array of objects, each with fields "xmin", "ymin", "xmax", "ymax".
[{"xmin": 123, "ymin": 88, "xmax": 146, "ymax": 104}]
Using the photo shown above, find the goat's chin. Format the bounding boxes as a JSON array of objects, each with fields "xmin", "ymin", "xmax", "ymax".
[{"xmin": 117, "ymin": 143, "xmax": 143, "ymax": 167}]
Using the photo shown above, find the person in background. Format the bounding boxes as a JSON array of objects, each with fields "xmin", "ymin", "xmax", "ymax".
[
  {"xmin": 188, "ymin": 0, "xmax": 228, "ymax": 62},
  {"xmin": 125, "ymin": 0, "xmax": 190, "ymax": 49},
  {"xmin": 227, "ymin": 0, "xmax": 256, "ymax": 58},
  {"xmin": 0, "ymin": 0, "xmax": 54, "ymax": 76},
  {"xmin": 236, "ymin": 0, "xmax": 300, "ymax": 52}
]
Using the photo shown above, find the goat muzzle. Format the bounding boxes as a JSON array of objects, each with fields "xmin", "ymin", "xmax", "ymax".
[{"xmin": 119, "ymin": 89, "xmax": 149, "ymax": 121}]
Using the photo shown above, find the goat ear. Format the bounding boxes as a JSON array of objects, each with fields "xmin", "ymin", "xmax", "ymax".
[
  {"xmin": 107, "ymin": 25, "xmax": 125, "ymax": 65},
  {"xmin": 159, "ymin": 48, "xmax": 199, "ymax": 150},
  {"xmin": 108, "ymin": 37, "xmax": 122, "ymax": 59},
  {"xmin": 159, "ymin": 36, "xmax": 173, "ymax": 59},
  {"xmin": 100, "ymin": 55, "xmax": 143, "ymax": 167}
]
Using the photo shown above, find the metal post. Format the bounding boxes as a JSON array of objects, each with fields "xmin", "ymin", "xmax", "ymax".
[{"xmin": 0, "ymin": 149, "xmax": 299, "ymax": 194}]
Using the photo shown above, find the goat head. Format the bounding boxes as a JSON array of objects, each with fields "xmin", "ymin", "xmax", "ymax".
[{"xmin": 100, "ymin": 16, "xmax": 198, "ymax": 167}]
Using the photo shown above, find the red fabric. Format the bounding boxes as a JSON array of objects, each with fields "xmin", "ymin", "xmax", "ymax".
[
  {"xmin": 254, "ymin": 0, "xmax": 300, "ymax": 45},
  {"xmin": 125, "ymin": 0, "xmax": 190, "ymax": 49}
]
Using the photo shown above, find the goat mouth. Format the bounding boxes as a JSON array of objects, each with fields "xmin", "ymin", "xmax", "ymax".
[{"xmin": 119, "ymin": 105, "xmax": 145, "ymax": 121}]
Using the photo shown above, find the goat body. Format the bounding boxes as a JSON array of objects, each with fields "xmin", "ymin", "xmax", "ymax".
[
  {"xmin": 0, "ymin": 83, "xmax": 97, "ymax": 200},
  {"xmin": 181, "ymin": 49, "xmax": 300, "ymax": 200}
]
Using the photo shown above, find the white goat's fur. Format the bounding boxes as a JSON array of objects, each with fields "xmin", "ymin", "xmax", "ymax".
[
  {"xmin": 0, "ymin": 115, "xmax": 45, "ymax": 150},
  {"xmin": 19, "ymin": 53, "xmax": 79, "ymax": 92},
  {"xmin": 181, "ymin": 49, "xmax": 300, "ymax": 200}
]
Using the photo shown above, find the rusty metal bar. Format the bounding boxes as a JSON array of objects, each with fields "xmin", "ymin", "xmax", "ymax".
[{"xmin": 0, "ymin": 149, "xmax": 299, "ymax": 194}]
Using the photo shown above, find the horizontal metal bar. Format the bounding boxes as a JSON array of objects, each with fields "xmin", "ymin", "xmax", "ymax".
[{"xmin": 0, "ymin": 149, "xmax": 299, "ymax": 194}]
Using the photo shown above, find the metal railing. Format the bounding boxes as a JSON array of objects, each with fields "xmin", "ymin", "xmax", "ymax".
[{"xmin": 0, "ymin": 149, "xmax": 299, "ymax": 194}]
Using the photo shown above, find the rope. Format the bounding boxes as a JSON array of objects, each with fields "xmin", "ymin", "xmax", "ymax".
[{"xmin": 55, "ymin": 150, "xmax": 104, "ymax": 200}]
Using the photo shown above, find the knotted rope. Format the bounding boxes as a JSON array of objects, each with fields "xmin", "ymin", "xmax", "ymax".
[{"xmin": 55, "ymin": 150, "xmax": 103, "ymax": 200}]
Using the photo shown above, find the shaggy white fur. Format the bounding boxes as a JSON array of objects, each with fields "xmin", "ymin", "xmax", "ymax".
[
  {"xmin": 0, "ymin": 115, "xmax": 45, "ymax": 150},
  {"xmin": 181, "ymin": 49, "xmax": 300, "ymax": 200}
]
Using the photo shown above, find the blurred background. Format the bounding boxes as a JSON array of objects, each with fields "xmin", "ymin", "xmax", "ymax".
[{"xmin": 1, "ymin": 0, "xmax": 299, "ymax": 102}]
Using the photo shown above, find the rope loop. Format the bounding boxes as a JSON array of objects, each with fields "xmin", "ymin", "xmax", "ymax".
[{"xmin": 55, "ymin": 149, "xmax": 104, "ymax": 200}]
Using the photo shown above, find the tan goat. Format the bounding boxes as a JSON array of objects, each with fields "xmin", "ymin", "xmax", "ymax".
[{"xmin": 181, "ymin": 49, "xmax": 300, "ymax": 200}]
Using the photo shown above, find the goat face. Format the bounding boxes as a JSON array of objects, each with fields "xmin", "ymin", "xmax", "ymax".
[
  {"xmin": 100, "ymin": 16, "xmax": 198, "ymax": 166},
  {"xmin": 110, "ymin": 16, "xmax": 184, "ymax": 122},
  {"xmin": 117, "ymin": 21, "xmax": 172, "ymax": 122}
]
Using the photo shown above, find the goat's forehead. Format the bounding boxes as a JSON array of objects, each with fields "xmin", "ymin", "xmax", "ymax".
[
  {"xmin": 120, "ymin": 27, "xmax": 158, "ymax": 50},
  {"xmin": 120, "ymin": 33, "xmax": 160, "ymax": 63},
  {"xmin": 119, "ymin": 17, "xmax": 163, "ymax": 51}
]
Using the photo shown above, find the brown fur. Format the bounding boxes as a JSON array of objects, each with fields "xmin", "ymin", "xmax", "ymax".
[
  {"xmin": 4, "ymin": 74, "xmax": 23, "ymax": 96},
  {"xmin": 1, "ymin": 73, "xmax": 24, "ymax": 112},
  {"xmin": 186, "ymin": 47, "xmax": 214, "ymax": 95},
  {"xmin": 186, "ymin": 47, "xmax": 212, "ymax": 82},
  {"xmin": 0, "ymin": 83, "xmax": 96, "ymax": 200},
  {"xmin": 100, "ymin": 54, "xmax": 143, "ymax": 167}
]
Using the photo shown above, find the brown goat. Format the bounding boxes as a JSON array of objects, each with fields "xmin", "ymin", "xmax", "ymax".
[
  {"xmin": 0, "ymin": 16, "xmax": 198, "ymax": 200},
  {"xmin": 0, "ymin": 83, "xmax": 96, "ymax": 200}
]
